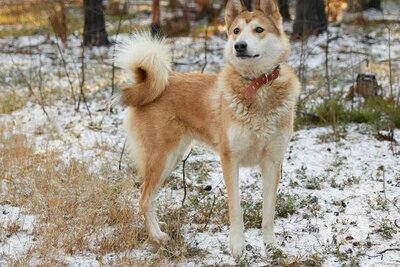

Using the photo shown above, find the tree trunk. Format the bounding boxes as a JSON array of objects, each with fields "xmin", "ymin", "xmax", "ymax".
[
  {"xmin": 278, "ymin": 0, "xmax": 291, "ymax": 21},
  {"xmin": 348, "ymin": 0, "xmax": 381, "ymax": 12},
  {"xmin": 151, "ymin": 0, "xmax": 161, "ymax": 36},
  {"xmin": 195, "ymin": 0, "xmax": 213, "ymax": 20},
  {"xmin": 83, "ymin": 0, "xmax": 109, "ymax": 46},
  {"xmin": 366, "ymin": 0, "xmax": 381, "ymax": 10},
  {"xmin": 242, "ymin": 0, "xmax": 252, "ymax": 10},
  {"xmin": 292, "ymin": 0, "xmax": 327, "ymax": 38}
]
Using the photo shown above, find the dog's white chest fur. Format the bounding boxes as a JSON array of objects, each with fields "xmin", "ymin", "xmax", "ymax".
[
  {"xmin": 227, "ymin": 124, "xmax": 268, "ymax": 166},
  {"xmin": 227, "ymin": 122, "xmax": 292, "ymax": 166}
]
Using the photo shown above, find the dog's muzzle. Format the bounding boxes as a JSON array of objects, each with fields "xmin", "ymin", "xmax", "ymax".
[{"xmin": 234, "ymin": 41, "xmax": 259, "ymax": 58}]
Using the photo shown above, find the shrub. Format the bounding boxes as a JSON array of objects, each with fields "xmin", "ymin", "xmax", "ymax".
[{"xmin": 296, "ymin": 96, "xmax": 400, "ymax": 129}]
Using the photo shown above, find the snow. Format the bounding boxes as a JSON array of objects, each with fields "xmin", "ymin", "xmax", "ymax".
[
  {"xmin": 1, "ymin": 103, "xmax": 399, "ymax": 266},
  {"xmin": 0, "ymin": 20, "xmax": 400, "ymax": 266},
  {"xmin": 0, "ymin": 206, "xmax": 36, "ymax": 264}
]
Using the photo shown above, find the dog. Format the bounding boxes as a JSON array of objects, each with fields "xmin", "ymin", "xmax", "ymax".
[{"xmin": 115, "ymin": 0, "xmax": 300, "ymax": 259}]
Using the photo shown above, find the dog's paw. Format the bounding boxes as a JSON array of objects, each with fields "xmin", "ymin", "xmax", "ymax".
[
  {"xmin": 230, "ymin": 241, "xmax": 244, "ymax": 260},
  {"xmin": 263, "ymin": 232, "xmax": 277, "ymax": 247},
  {"xmin": 151, "ymin": 231, "xmax": 170, "ymax": 244},
  {"xmin": 230, "ymin": 232, "xmax": 245, "ymax": 260},
  {"xmin": 264, "ymin": 235, "xmax": 286, "ymax": 257},
  {"xmin": 158, "ymin": 221, "xmax": 167, "ymax": 229}
]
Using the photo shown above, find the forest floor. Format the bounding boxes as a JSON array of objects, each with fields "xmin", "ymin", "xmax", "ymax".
[{"xmin": 0, "ymin": 16, "xmax": 400, "ymax": 266}]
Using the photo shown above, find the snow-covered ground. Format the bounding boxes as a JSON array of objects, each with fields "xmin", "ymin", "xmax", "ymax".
[{"xmin": 0, "ymin": 20, "xmax": 399, "ymax": 266}]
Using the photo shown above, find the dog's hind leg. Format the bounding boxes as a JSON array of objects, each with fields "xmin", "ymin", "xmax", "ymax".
[
  {"xmin": 221, "ymin": 149, "xmax": 244, "ymax": 259},
  {"xmin": 139, "ymin": 138, "xmax": 190, "ymax": 243}
]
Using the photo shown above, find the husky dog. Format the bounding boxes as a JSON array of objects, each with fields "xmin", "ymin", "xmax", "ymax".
[{"xmin": 115, "ymin": 0, "xmax": 300, "ymax": 259}]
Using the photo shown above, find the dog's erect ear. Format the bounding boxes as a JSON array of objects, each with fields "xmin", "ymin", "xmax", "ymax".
[
  {"xmin": 225, "ymin": 0, "xmax": 246, "ymax": 29},
  {"xmin": 256, "ymin": 0, "xmax": 281, "ymax": 21}
]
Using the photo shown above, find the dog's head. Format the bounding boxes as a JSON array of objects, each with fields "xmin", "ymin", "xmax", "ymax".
[{"xmin": 224, "ymin": 0, "xmax": 290, "ymax": 77}]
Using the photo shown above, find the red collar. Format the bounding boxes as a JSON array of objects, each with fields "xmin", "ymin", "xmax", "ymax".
[{"xmin": 243, "ymin": 65, "xmax": 280, "ymax": 99}]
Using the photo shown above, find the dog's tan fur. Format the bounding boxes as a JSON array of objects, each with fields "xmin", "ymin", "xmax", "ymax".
[{"xmin": 116, "ymin": 0, "xmax": 300, "ymax": 259}]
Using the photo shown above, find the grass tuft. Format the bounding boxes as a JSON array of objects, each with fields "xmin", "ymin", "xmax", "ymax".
[
  {"xmin": 275, "ymin": 193, "xmax": 297, "ymax": 218},
  {"xmin": 0, "ymin": 91, "xmax": 27, "ymax": 114}
]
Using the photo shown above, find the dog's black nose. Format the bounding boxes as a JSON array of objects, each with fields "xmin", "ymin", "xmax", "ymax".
[{"xmin": 234, "ymin": 41, "xmax": 247, "ymax": 53}]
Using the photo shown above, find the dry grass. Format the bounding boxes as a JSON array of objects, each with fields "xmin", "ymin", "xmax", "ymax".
[
  {"xmin": 0, "ymin": 91, "xmax": 27, "ymax": 114},
  {"xmin": 0, "ymin": 123, "xmax": 205, "ymax": 265},
  {"xmin": 0, "ymin": 0, "xmax": 83, "ymax": 37},
  {"xmin": 158, "ymin": 204, "xmax": 205, "ymax": 261},
  {"xmin": 0, "ymin": 123, "xmax": 146, "ymax": 264},
  {"xmin": 0, "ymin": 0, "xmax": 48, "ymax": 25}
]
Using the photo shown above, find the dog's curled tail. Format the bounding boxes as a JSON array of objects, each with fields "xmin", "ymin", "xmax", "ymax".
[{"xmin": 114, "ymin": 32, "xmax": 171, "ymax": 106}]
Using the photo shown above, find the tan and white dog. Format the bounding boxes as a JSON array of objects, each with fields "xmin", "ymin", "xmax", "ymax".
[{"xmin": 115, "ymin": 0, "xmax": 300, "ymax": 259}]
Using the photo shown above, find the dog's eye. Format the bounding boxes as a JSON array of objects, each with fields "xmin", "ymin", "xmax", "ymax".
[
  {"xmin": 255, "ymin": 27, "xmax": 264, "ymax": 33},
  {"xmin": 233, "ymin": 28, "xmax": 240, "ymax": 34}
]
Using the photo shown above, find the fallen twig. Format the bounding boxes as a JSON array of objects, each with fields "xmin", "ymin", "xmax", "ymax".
[
  {"xmin": 54, "ymin": 38, "xmax": 77, "ymax": 107},
  {"xmin": 200, "ymin": 18, "xmax": 209, "ymax": 73},
  {"xmin": 377, "ymin": 248, "xmax": 400, "ymax": 255},
  {"xmin": 37, "ymin": 54, "xmax": 50, "ymax": 121},
  {"xmin": 77, "ymin": 41, "xmax": 92, "ymax": 120},
  {"xmin": 181, "ymin": 149, "xmax": 192, "ymax": 207},
  {"xmin": 379, "ymin": 166, "xmax": 400, "ymax": 213},
  {"xmin": 394, "ymin": 220, "xmax": 400, "ymax": 229},
  {"xmin": 203, "ymin": 194, "xmax": 217, "ymax": 231},
  {"xmin": 119, "ymin": 139, "xmax": 127, "ymax": 171}
]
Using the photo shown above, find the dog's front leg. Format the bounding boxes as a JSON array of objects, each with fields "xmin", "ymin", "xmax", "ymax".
[
  {"xmin": 260, "ymin": 158, "xmax": 281, "ymax": 248},
  {"xmin": 221, "ymin": 150, "xmax": 244, "ymax": 260}
]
